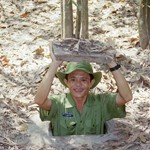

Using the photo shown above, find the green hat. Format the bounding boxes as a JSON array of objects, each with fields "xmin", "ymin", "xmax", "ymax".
[{"xmin": 56, "ymin": 62, "xmax": 102, "ymax": 89}]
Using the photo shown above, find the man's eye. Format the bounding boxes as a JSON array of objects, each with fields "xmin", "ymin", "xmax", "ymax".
[
  {"xmin": 82, "ymin": 78, "xmax": 87, "ymax": 82},
  {"xmin": 69, "ymin": 78, "xmax": 75, "ymax": 81}
]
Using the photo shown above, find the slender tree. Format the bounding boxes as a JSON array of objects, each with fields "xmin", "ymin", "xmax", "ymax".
[
  {"xmin": 80, "ymin": 0, "xmax": 88, "ymax": 39},
  {"xmin": 61, "ymin": 0, "xmax": 73, "ymax": 38},
  {"xmin": 75, "ymin": 0, "xmax": 81, "ymax": 39},
  {"xmin": 61, "ymin": 0, "xmax": 88, "ymax": 39},
  {"xmin": 138, "ymin": 0, "xmax": 150, "ymax": 49}
]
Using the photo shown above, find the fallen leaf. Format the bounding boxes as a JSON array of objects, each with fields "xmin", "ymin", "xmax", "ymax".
[
  {"xmin": 34, "ymin": 0, "xmax": 47, "ymax": 3},
  {"xmin": 17, "ymin": 123, "xmax": 28, "ymax": 132},
  {"xmin": 0, "ymin": 55, "xmax": 10, "ymax": 66},
  {"xmin": 139, "ymin": 133, "xmax": 147, "ymax": 143},
  {"xmin": 33, "ymin": 46, "xmax": 44, "ymax": 55},
  {"xmin": 0, "ymin": 26, "xmax": 7, "ymax": 28},
  {"xmin": 20, "ymin": 12, "xmax": 29, "ymax": 18},
  {"xmin": 129, "ymin": 37, "xmax": 138, "ymax": 43}
]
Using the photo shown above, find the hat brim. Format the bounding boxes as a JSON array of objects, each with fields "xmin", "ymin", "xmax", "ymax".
[{"xmin": 56, "ymin": 71, "xmax": 102, "ymax": 89}]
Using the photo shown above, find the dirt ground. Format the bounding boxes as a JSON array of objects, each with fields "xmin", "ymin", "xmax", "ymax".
[{"xmin": 0, "ymin": 0, "xmax": 150, "ymax": 149}]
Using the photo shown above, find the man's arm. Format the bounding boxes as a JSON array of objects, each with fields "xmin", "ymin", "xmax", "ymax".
[
  {"xmin": 34, "ymin": 61, "xmax": 61, "ymax": 110},
  {"xmin": 107, "ymin": 61, "xmax": 133, "ymax": 106}
]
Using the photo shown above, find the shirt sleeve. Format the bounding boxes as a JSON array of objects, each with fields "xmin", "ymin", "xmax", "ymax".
[
  {"xmin": 101, "ymin": 93, "xmax": 126, "ymax": 121},
  {"xmin": 39, "ymin": 95, "xmax": 58, "ymax": 121}
]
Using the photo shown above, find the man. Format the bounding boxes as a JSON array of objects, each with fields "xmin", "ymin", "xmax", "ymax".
[{"xmin": 34, "ymin": 59, "xmax": 132, "ymax": 136}]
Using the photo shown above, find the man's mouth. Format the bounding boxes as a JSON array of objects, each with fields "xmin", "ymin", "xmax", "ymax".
[{"xmin": 74, "ymin": 88, "xmax": 83, "ymax": 93}]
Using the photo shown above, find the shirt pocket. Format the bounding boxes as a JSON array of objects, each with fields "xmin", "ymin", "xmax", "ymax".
[
  {"xmin": 60, "ymin": 116, "xmax": 77, "ymax": 135},
  {"xmin": 84, "ymin": 119, "xmax": 97, "ymax": 134}
]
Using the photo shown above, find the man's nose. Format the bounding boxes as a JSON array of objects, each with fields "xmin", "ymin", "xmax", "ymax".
[{"xmin": 76, "ymin": 80, "xmax": 81, "ymax": 86}]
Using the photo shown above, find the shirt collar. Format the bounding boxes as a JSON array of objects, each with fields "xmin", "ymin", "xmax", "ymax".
[{"xmin": 65, "ymin": 93, "xmax": 76, "ymax": 108}]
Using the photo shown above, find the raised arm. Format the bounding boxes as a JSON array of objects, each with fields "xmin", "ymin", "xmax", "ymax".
[
  {"xmin": 34, "ymin": 60, "xmax": 62, "ymax": 110},
  {"xmin": 107, "ymin": 61, "xmax": 133, "ymax": 106}
]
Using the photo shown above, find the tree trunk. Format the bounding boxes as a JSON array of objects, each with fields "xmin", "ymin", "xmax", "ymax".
[
  {"xmin": 62, "ymin": 0, "xmax": 73, "ymax": 38},
  {"xmin": 61, "ymin": 0, "xmax": 63, "ymax": 38},
  {"xmin": 80, "ymin": 0, "xmax": 88, "ymax": 39},
  {"xmin": 75, "ymin": 0, "xmax": 81, "ymax": 39},
  {"xmin": 61, "ymin": 0, "xmax": 88, "ymax": 39},
  {"xmin": 138, "ymin": 0, "xmax": 150, "ymax": 49}
]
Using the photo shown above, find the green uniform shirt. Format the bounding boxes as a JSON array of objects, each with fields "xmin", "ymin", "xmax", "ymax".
[{"xmin": 39, "ymin": 93, "xmax": 126, "ymax": 136}]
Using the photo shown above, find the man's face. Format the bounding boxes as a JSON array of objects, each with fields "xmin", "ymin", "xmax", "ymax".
[{"xmin": 64, "ymin": 70, "xmax": 95, "ymax": 99}]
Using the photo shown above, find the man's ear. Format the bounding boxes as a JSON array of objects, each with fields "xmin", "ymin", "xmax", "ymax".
[{"xmin": 90, "ymin": 79, "xmax": 95, "ymax": 88}]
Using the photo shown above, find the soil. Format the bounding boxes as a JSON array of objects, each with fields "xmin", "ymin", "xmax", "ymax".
[{"xmin": 0, "ymin": 0, "xmax": 150, "ymax": 149}]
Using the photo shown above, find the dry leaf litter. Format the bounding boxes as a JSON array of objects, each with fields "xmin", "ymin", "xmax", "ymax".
[{"xmin": 0, "ymin": 0, "xmax": 150, "ymax": 150}]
